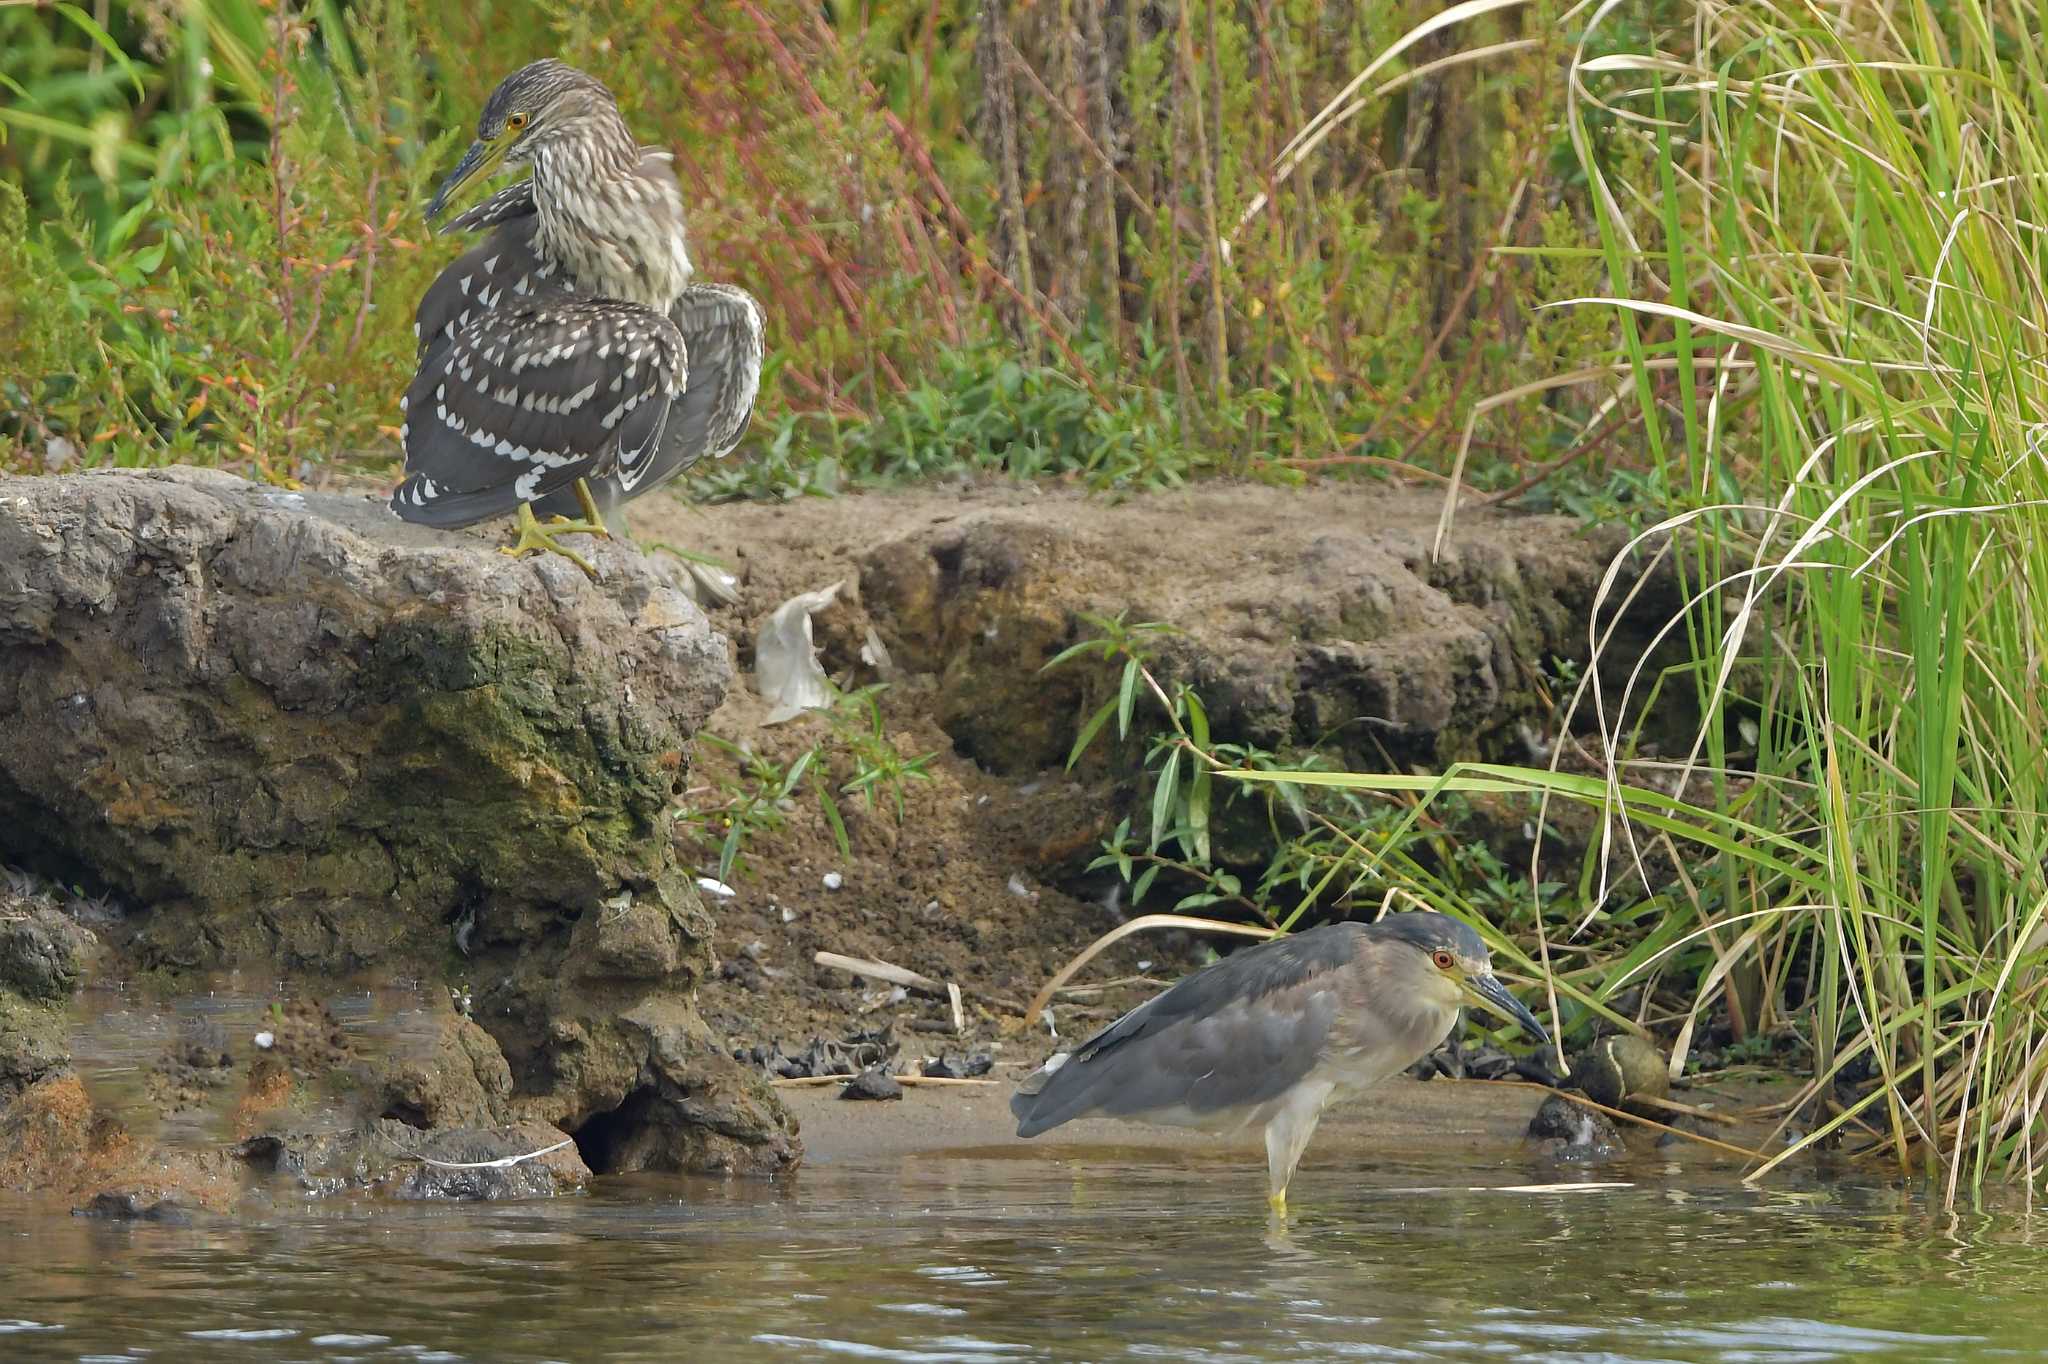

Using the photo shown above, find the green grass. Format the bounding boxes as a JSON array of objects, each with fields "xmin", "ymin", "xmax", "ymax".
[
  {"xmin": 1206, "ymin": 0, "xmax": 2048, "ymax": 1199},
  {"xmin": 1, "ymin": 0, "xmax": 1623, "ymax": 492}
]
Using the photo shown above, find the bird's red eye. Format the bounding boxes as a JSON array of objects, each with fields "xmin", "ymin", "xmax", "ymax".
[{"xmin": 1431, "ymin": 950, "xmax": 1456, "ymax": 970}]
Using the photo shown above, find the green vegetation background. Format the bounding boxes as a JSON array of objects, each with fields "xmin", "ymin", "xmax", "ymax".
[
  {"xmin": 0, "ymin": 0, "xmax": 1621, "ymax": 505},
  {"xmin": 6, "ymin": 1, "xmax": 2048, "ymax": 1198}
]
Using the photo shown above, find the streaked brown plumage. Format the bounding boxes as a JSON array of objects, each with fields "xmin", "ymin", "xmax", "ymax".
[{"xmin": 391, "ymin": 60, "xmax": 763, "ymax": 567}]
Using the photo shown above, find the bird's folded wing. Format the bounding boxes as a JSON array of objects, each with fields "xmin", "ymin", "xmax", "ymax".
[
  {"xmin": 393, "ymin": 300, "xmax": 684, "ymax": 528},
  {"xmin": 663, "ymin": 283, "xmax": 766, "ymax": 466},
  {"xmin": 413, "ymin": 216, "xmax": 571, "ymax": 360},
  {"xmin": 1012, "ymin": 927, "xmax": 1360, "ymax": 1134}
]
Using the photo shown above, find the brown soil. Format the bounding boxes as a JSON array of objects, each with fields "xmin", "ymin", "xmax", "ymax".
[
  {"xmin": 679, "ymin": 684, "xmax": 1177, "ymax": 1074},
  {"xmin": 627, "ymin": 478, "xmax": 1642, "ymax": 1079}
]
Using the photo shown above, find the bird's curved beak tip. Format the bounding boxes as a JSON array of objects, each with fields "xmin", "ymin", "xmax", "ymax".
[
  {"xmin": 425, "ymin": 138, "xmax": 497, "ymax": 226},
  {"xmin": 1470, "ymin": 973, "xmax": 1548, "ymax": 1045}
]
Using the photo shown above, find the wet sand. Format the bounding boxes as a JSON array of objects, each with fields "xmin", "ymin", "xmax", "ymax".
[{"xmin": 790, "ymin": 1070, "xmax": 1560, "ymax": 1166}]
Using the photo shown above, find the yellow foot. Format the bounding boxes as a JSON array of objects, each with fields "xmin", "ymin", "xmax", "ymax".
[
  {"xmin": 500, "ymin": 493, "xmax": 609, "ymax": 579},
  {"xmin": 1268, "ymin": 1190, "xmax": 1289, "ymax": 1217}
]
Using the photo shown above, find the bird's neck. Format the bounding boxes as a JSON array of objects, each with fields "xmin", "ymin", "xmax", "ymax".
[{"xmin": 531, "ymin": 112, "xmax": 694, "ymax": 312}]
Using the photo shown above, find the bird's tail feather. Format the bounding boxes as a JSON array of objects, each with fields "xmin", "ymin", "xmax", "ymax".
[{"xmin": 389, "ymin": 474, "xmax": 532, "ymax": 530}]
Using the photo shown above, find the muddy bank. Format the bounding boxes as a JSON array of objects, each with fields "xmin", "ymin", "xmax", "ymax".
[
  {"xmin": 626, "ymin": 481, "xmax": 1676, "ymax": 1075},
  {"xmin": 0, "ymin": 471, "xmax": 1676, "ymax": 1210},
  {"xmin": 773, "ymin": 1067, "xmax": 1786, "ymax": 1197},
  {"xmin": 0, "ymin": 468, "xmax": 795, "ymax": 1209}
]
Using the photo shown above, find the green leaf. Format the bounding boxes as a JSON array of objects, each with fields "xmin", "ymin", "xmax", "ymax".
[
  {"xmin": 1132, "ymin": 863, "xmax": 1161, "ymax": 904},
  {"xmin": 780, "ymin": 748, "xmax": 816, "ymax": 799},
  {"xmin": 718, "ymin": 822, "xmax": 745, "ymax": 883},
  {"xmin": 106, "ymin": 199, "xmax": 150, "ymax": 252},
  {"xmin": 1186, "ymin": 762, "xmax": 1211, "ymax": 864},
  {"xmin": 1149, "ymin": 748, "xmax": 1182, "ymax": 852},
  {"xmin": 1117, "ymin": 659, "xmax": 1139, "ymax": 738},
  {"xmin": 1067, "ymin": 699, "xmax": 1116, "ymax": 770},
  {"xmin": 1041, "ymin": 637, "xmax": 1106, "ymax": 672},
  {"xmin": 54, "ymin": 4, "xmax": 147, "ymax": 103},
  {"xmin": 816, "ymin": 784, "xmax": 850, "ymax": 859}
]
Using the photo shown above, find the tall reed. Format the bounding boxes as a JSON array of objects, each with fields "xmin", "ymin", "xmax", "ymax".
[{"xmin": 1242, "ymin": 0, "xmax": 2048, "ymax": 1200}]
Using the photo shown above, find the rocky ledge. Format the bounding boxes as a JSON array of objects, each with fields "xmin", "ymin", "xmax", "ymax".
[{"xmin": 0, "ymin": 468, "xmax": 797, "ymax": 1208}]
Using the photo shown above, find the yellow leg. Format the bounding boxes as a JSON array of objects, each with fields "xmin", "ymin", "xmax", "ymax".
[
  {"xmin": 501, "ymin": 479, "xmax": 610, "ymax": 578},
  {"xmin": 1263, "ymin": 1092, "xmax": 1326, "ymax": 1219}
]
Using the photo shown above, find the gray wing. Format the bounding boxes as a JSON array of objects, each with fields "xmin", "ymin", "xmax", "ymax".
[
  {"xmin": 664, "ymin": 283, "xmax": 764, "ymax": 466},
  {"xmin": 412, "ymin": 214, "xmax": 572, "ymax": 362},
  {"xmin": 1010, "ymin": 924, "xmax": 1362, "ymax": 1137},
  {"xmin": 542, "ymin": 282, "xmax": 763, "ymax": 521},
  {"xmin": 391, "ymin": 299, "xmax": 684, "ymax": 529}
]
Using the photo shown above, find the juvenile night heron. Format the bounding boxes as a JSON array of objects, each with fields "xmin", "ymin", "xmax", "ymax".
[
  {"xmin": 1012, "ymin": 912, "xmax": 1547, "ymax": 1213},
  {"xmin": 391, "ymin": 59, "xmax": 764, "ymax": 574}
]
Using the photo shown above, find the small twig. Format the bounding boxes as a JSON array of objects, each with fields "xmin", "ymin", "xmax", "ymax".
[
  {"xmin": 1271, "ymin": 454, "xmax": 1456, "ymax": 484},
  {"xmin": 814, "ymin": 950, "xmax": 947, "ymax": 997},
  {"xmin": 1002, "ymin": 33, "xmax": 1154, "ymax": 222},
  {"xmin": 1625, "ymin": 1092, "xmax": 1741, "ymax": 1127},
  {"xmin": 1479, "ymin": 403, "xmax": 1641, "ymax": 507},
  {"xmin": 1055, "ymin": 974, "xmax": 1175, "ymax": 997},
  {"xmin": 1026, "ymin": 914, "xmax": 1278, "ymax": 1026},
  {"xmin": 343, "ymin": 166, "xmax": 382, "ymax": 360},
  {"xmin": 403, "ymin": 1137, "xmax": 575, "ymax": 1170}
]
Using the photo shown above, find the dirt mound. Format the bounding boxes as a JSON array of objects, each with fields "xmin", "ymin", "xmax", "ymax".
[{"xmin": 633, "ymin": 479, "xmax": 1670, "ymax": 1074}]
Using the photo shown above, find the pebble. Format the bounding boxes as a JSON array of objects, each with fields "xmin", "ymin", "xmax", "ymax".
[
  {"xmin": 839, "ymin": 1067, "xmax": 903, "ymax": 1101},
  {"xmin": 920, "ymin": 1052, "xmax": 994, "ymax": 1080},
  {"xmin": 696, "ymin": 876, "xmax": 738, "ymax": 899},
  {"xmin": 822, "ymin": 872, "xmax": 844, "ymax": 891},
  {"xmin": 1527, "ymin": 1093, "xmax": 1625, "ymax": 1164},
  {"xmin": 253, "ymin": 1030, "xmax": 275, "ymax": 1050}
]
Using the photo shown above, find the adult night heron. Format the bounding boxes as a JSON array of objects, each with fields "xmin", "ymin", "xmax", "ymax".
[
  {"xmin": 390, "ymin": 60, "xmax": 764, "ymax": 574},
  {"xmin": 1012, "ymin": 912, "xmax": 1547, "ymax": 1213}
]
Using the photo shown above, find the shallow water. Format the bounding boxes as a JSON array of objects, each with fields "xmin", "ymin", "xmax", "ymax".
[{"xmin": 3, "ymin": 1147, "xmax": 2046, "ymax": 1363}]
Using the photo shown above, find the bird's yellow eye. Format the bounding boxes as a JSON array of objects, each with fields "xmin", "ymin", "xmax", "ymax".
[
  {"xmin": 1431, "ymin": 949, "xmax": 1456, "ymax": 971},
  {"xmin": 506, "ymin": 112, "xmax": 529, "ymax": 134}
]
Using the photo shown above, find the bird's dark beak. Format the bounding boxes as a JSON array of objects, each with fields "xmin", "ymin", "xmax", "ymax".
[
  {"xmin": 1467, "ymin": 973, "xmax": 1549, "ymax": 1044},
  {"xmin": 426, "ymin": 137, "xmax": 505, "ymax": 225}
]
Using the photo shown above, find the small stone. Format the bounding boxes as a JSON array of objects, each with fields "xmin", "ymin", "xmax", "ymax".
[
  {"xmin": 921, "ymin": 1052, "xmax": 993, "ymax": 1080},
  {"xmin": 780, "ymin": 905, "xmax": 798, "ymax": 924},
  {"xmin": 1568, "ymin": 1034, "xmax": 1671, "ymax": 1115},
  {"xmin": 0, "ymin": 907, "xmax": 96, "ymax": 1002},
  {"xmin": 821, "ymin": 872, "xmax": 843, "ymax": 891},
  {"xmin": 1527, "ymin": 1093, "xmax": 1624, "ymax": 1163},
  {"xmin": 839, "ymin": 1066, "xmax": 903, "ymax": 1101},
  {"xmin": 253, "ymin": 1030, "xmax": 276, "ymax": 1050},
  {"xmin": 73, "ymin": 1192, "xmax": 191, "ymax": 1224},
  {"xmin": 696, "ymin": 876, "xmax": 737, "ymax": 899}
]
